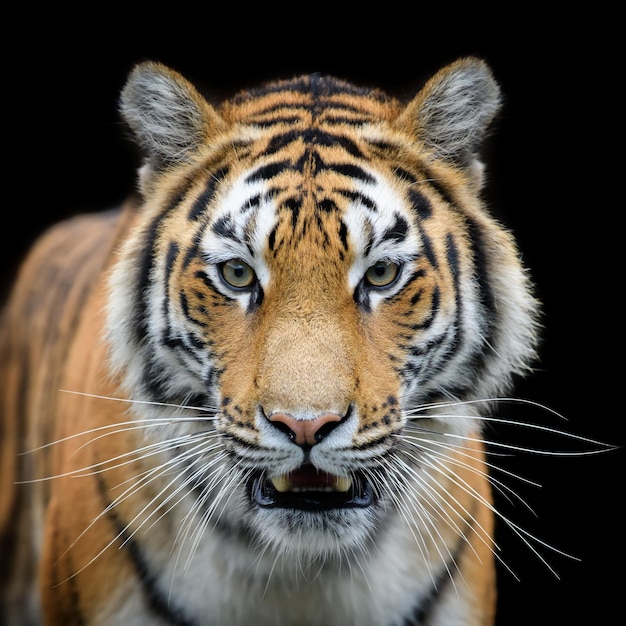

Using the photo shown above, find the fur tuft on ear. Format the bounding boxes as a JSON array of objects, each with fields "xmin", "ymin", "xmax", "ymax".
[
  {"xmin": 398, "ymin": 57, "xmax": 501, "ymax": 167},
  {"xmin": 120, "ymin": 61, "xmax": 225, "ymax": 174}
]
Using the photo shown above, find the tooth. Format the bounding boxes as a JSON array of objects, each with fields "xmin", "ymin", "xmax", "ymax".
[
  {"xmin": 333, "ymin": 476, "xmax": 352, "ymax": 492},
  {"xmin": 271, "ymin": 475, "xmax": 292, "ymax": 492}
]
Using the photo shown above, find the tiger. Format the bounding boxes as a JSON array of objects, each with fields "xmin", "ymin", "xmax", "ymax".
[{"xmin": 0, "ymin": 57, "xmax": 541, "ymax": 625}]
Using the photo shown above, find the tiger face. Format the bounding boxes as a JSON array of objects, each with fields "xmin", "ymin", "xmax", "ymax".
[
  {"xmin": 107, "ymin": 59, "xmax": 538, "ymax": 571},
  {"xmin": 0, "ymin": 58, "xmax": 541, "ymax": 625}
]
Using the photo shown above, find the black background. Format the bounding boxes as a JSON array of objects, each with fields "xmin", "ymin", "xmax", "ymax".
[{"xmin": 4, "ymin": 10, "xmax": 623, "ymax": 625}]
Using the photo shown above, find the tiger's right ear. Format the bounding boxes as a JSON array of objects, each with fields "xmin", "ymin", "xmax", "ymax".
[
  {"xmin": 120, "ymin": 61, "xmax": 226, "ymax": 184},
  {"xmin": 396, "ymin": 57, "xmax": 501, "ymax": 178}
]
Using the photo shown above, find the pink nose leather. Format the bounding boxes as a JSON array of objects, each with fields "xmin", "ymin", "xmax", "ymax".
[{"xmin": 268, "ymin": 412, "xmax": 342, "ymax": 446}]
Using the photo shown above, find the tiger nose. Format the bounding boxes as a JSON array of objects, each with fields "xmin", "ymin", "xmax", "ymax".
[{"xmin": 267, "ymin": 412, "xmax": 343, "ymax": 447}]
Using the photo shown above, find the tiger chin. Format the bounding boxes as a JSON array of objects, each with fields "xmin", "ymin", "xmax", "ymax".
[{"xmin": 0, "ymin": 58, "xmax": 540, "ymax": 625}]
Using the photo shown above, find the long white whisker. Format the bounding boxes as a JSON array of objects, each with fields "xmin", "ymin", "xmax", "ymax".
[
  {"xmin": 407, "ymin": 443, "xmax": 576, "ymax": 579},
  {"xmin": 58, "ymin": 389, "xmax": 219, "ymax": 414},
  {"xmin": 19, "ymin": 416, "xmax": 217, "ymax": 457},
  {"xmin": 404, "ymin": 409, "xmax": 612, "ymax": 453},
  {"xmin": 402, "ymin": 396, "xmax": 567, "ymax": 420},
  {"xmin": 378, "ymin": 458, "xmax": 463, "ymax": 590},
  {"xmin": 184, "ymin": 461, "xmax": 252, "ymax": 569},
  {"xmin": 53, "ymin": 436, "xmax": 220, "ymax": 581},
  {"xmin": 401, "ymin": 428, "xmax": 547, "ymax": 512}
]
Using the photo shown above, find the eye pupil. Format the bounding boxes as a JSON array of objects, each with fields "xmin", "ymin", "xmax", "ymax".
[{"xmin": 220, "ymin": 259, "xmax": 256, "ymax": 289}]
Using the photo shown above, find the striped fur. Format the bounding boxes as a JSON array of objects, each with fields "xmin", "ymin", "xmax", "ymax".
[{"xmin": 1, "ymin": 58, "xmax": 539, "ymax": 625}]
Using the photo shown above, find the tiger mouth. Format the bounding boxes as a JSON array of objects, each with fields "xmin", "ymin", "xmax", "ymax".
[{"xmin": 249, "ymin": 465, "xmax": 374, "ymax": 511}]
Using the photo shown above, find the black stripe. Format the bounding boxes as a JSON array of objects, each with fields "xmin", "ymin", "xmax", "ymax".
[
  {"xmin": 329, "ymin": 162, "xmax": 376, "ymax": 184},
  {"xmin": 338, "ymin": 220, "xmax": 349, "ymax": 250},
  {"xmin": 249, "ymin": 115, "xmax": 303, "ymax": 127},
  {"xmin": 446, "ymin": 232, "xmax": 463, "ymax": 351},
  {"xmin": 318, "ymin": 198, "xmax": 338, "ymax": 212},
  {"xmin": 243, "ymin": 193, "xmax": 262, "ymax": 212},
  {"xmin": 282, "ymin": 196, "xmax": 302, "ymax": 229},
  {"xmin": 323, "ymin": 114, "xmax": 378, "ymax": 126},
  {"xmin": 163, "ymin": 241, "xmax": 180, "ymax": 320},
  {"xmin": 268, "ymin": 226, "xmax": 277, "ymax": 251},
  {"xmin": 133, "ymin": 178, "xmax": 199, "ymax": 349},
  {"xmin": 455, "ymin": 216, "xmax": 498, "ymax": 388},
  {"xmin": 466, "ymin": 217, "xmax": 496, "ymax": 324},
  {"xmin": 212, "ymin": 215, "xmax": 242, "ymax": 242},
  {"xmin": 420, "ymin": 232, "xmax": 438, "ymax": 270},
  {"xmin": 233, "ymin": 74, "xmax": 388, "ymax": 104},
  {"xmin": 423, "ymin": 168, "xmax": 458, "ymax": 209},
  {"xmin": 264, "ymin": 128, "xmax": 365, "ymax": 159},
  {"xmin": 338, "ymin": 189, "xmax": 378, "ymax": 211},
  {"xmin": 187, "ymin": 166, "xmax": 229, "ymax": 221},
  {"xmin": 380, "ymin": 214, "xmax": 409, "ymax": 243},
  {"xmin": 96, "ymin": 473, "xmax": 198, "ymax": 626},
  {"xmin": 246, "ymin": 152, "xmax": 375, "ymax": 186},
  {"xmin": 402, "ymin": 501, "xmax": 476, "ymax": 625},
  {"xmin": 408, "ymin": 188, "xmax": 432, "ymax": 220},
  {"xmin": 245, "ymin": 159, "xmax": 292, "ymax": 183}
]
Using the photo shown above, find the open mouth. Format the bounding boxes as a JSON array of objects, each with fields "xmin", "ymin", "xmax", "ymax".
[{"xmin": 249, "ymin": 465, "xmax": 374, "ymax": 511}]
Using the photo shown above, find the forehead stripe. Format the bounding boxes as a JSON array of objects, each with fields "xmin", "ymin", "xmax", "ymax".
[
  {"xmin": 339, "ymin": 190, "xmax": 377, "ymax": 211},
  {"xmin": 263, "ymin": 129, "xmax": 365, "ymax": 159},
  {"xmin": 245, "ymin": 160, "xmax": 291, "ymax": 183},
  {"xmin": 408, "ymin": 188, "xmax": 432, "ymax": 221},
  {"xmin": 380, "ymin": 215, "xmax": 409, "ymax": 243},
  {"xmin": 212, "ymin": 215, "xmax": 242, "ymax": 243},
  {"xmin": 188, "ymin": 166, "xmax": 229, "ymax": 221}
]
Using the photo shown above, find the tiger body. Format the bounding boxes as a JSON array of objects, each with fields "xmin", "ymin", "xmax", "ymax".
[{"xmin": 1, "ymin": 59, "xmax": 539, "ymax": 625}]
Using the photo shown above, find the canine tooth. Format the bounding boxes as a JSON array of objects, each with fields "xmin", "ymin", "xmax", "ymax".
[
  {"xmin": 271, "ymin": 475, "xmax": 291, "ymax": 492},
  {"xmin": 334, "ymin": 476, "xmax": 352, "ymax": 492}
]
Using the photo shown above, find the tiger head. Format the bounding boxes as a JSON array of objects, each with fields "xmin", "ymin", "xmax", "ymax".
[{"xmin": 106, "ymin": 58, "xmax": 539, "ymax": 564}]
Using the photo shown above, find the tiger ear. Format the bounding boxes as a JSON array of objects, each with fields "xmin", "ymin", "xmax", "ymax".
[
  {"xmin": 120, "ymin": 61, "xmax": 226, "ymax": 179},
  {"xmin": 398, "ymin": 57, "xmax": 501, "ymax": 175}
]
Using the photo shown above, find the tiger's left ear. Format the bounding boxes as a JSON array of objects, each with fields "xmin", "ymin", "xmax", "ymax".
[
  {"xmin": 397, "ymin": 57, "xmax": 501, "ymax": 181},
  {"xmin": 120, "ymin": 61, "xmax": 227, "ymax": 190}
]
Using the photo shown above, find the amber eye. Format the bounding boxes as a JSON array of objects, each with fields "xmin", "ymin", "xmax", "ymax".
[
  {"xmin": 364, "ymin": 260, "xmax": 400, "ymax": 288},
  {"xmin": 219, "ymin": 259, "xmax": 256, "ymax": 289}
]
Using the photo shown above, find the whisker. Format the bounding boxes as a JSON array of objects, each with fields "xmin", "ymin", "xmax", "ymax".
[
  {"xmin": 375, "ymin": 459, "xmax": 462, "ymax": 591},
  {"xmin": 403, "ymin": 412, "xmax": 611, "ymax": 456},
  {"xmin": 401, "ymin": 432, "xmax": 542, "ymax": 519},
  {"xmin": 402, "ymin": 443, "xmax": 577, "ymax": 579},
  {"xmin": 17, "ymin": 430, "xmax": 220, "ymax": 484},
  {"xmin": 52, "ymin": 436, "xmax": 222, "ymax": 583},
  {"xmin": 183, "ymin": 461, "xmax": 252, "ymax": 569},
  {"xmin": 19, "ymin": 415, "xmax": 218, "ymax": 457},
  {"xmin": 58, "ymin": 389, "xmax": 220, "ymax": 414}
]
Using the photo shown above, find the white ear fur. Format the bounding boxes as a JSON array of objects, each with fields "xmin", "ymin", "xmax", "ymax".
[
  {"xmin": 398, "ymin": 57, "xmax": 501, "ymax": 169},
  {"xmin": 120, "ymin": 61, "xmax": 225, "ymax": 174}
]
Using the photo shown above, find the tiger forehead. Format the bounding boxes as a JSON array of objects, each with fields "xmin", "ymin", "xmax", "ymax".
[
  {"xmin": 215, "ymin": 74, "xmax": 405, "ymax": 194},
  {"xmin": 205, "ymin": 156, "xmax": 417, "ymax": 263},
  {"xmin": 221, "ymin": 74, "xmax": 399, "ymax": 127},
  {"xmin": 189, "ymin": 77, "xmax": 424, "ymax": 270}
]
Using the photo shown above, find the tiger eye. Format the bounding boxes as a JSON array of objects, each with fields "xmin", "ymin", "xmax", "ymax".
[
  {"xmin": 220, "ymin": 259, "xmax": 256, "ymax": 289},
  {"xmin": 364, "ymin": 261, "xmax": 400, "ymax": 288}
]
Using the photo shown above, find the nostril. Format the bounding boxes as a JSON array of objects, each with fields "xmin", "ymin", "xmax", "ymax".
[
  {"xmin": 270, "ymin": 418, "xmax": 298, "ymax": 442},
  {"xmin": 314, "ymin": 419, "xmax": 340, "ymax": 443}
]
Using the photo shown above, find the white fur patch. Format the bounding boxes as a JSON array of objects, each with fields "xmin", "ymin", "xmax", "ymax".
[{"xmin": 344, "ymin": 169, "xmax": 421, "ymax": 297}]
